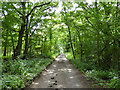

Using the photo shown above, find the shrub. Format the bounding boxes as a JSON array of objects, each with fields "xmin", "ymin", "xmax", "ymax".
[
  {"xmin": 96, "ymin": 71, "xmax": 109, "ymax": 80},
  {"xmin": 2, "ymin": 75, "xmax": 25, "ymax": 89},
  {"xmin": 107, "ymin": 76, "xmax": 120, "ymax": 88},
  {"xmin": 2, "ymin": 57, "xmax": 53, "ymax": 89},
  {"xmin": 85, "ymin": 70, "xmax": 98, "ymax": 80}
]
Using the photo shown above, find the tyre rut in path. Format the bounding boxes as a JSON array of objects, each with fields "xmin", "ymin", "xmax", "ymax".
[{"xmin": 27, "ymin": 54, "xmax": 94, "ymax": 88}]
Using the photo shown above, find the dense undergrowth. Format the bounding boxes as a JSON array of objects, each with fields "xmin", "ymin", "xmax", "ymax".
[
  {"xmin": 65, "ymin": 53, "xmax": 120, "ymax": 88},
  {"xmin": 1, "ymin": 53, "xmax": 58, "ymax": 89}
]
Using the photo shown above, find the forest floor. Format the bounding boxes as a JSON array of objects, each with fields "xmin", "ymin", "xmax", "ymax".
[{"xmin": 26, "ymin": 54, "xmax": 96, "ymax": 88}]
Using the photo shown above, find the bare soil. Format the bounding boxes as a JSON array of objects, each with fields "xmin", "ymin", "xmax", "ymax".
[{"xmin": 27, "ymin": 54, "xmax": 95, "ymax": 88}]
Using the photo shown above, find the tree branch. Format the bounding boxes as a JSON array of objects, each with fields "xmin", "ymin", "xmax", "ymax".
[
  {"xmin": 82, "ymin": 5, "xmax": 92, "ymax": 15},
  {"xmin": 81, "ymin": 5, "xmax": 98, "ymax": 31},
  {"xmin": 10, "ymin": 3, "xmax": 23, "ymax": 16},
  {"xmin": 85, "ymin": 17, "xmax": 98, "ymax": 31},
  {"xmin": 26, "ymin": 0, "xmax": 52, "ymax": 17},
  {"xmin": 99, "ymin": 41, "xmax": 114, "ymax": 56}
]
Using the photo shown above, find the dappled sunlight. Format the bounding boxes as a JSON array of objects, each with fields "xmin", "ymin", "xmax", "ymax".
[
  {"xmin": 53, "ymin": 64, "xmax": 57, "ymax": 67},
  {"xmin": 55, "ymin": 54, "xmax": 68, "ymax": 63},
  {"xmin": 32, "ymin": 82, "xmax": 39, "ymax": 85},
  {"xmin": 58, "ymin": 68, "xmax": 72, "ymax": 73},
  {"xmin": 55, "ymin": 58, "xmax": 60, "ymax": 61},
  {"xmin": 2, "ymin": 0, "xmax": 118, "ymax": 88},
  {"xmin": 27, "ymin": 54, "xmax": 94, "ymax": 88},
  {"xmin": 58, "ymin": 68, "xmax": 67, "ymax": 72},
  {"xmin": 57, "ymin": 84, "xmax": 64, "ymax": 88},
  {"xmin": 46, "ymin": 69, "xmax": 55, "ymax": 74},
  {"xmin": 75, "ymin": 84, "xmax": 81, "ymax": 87},
  {"xmin": 43, "ymin": 73, "xmax": 47, "ymax": 76},
  {"xmin": 45, "ymin": 80, "xmax": 51, "ymax": 83},
  {"xmin": 67, "ymin": 69, "xmax": 72, "ymax": 72},
  {"xmin": 69, "ymin": 76, "xmax": 74, "ymax": 79},
  {"xmin": 61, "ymin": 57, "xmax": 67, "ymax": 61}
]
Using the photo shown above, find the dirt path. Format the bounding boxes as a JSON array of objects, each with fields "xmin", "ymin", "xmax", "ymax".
[{"xmin": 27, "ymin": 54, "xmax": 94, "ymax": 88}]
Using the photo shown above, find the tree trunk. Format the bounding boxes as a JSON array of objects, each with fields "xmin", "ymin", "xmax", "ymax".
[
  {"xmin": 10, "ymin": 30, "xmax": 15, "ymax": 59},
  {"xmin": 50, "ymin": 28, "xmax": 52, "ymax": 52},
  {"xmin": 3, "ymin": 46, "xmax": 6, "ymax": 57},
  {"xmin": 14, "ymin": 24, "xmax": 25, "ymax": 59},
  {"xmin": 77, "ymin": 29, "xmax": 83, "ymax": 60},
  {"xmin": 95, "ymin": 1, "xmax": 100, "ymax": 67},
  {"xmin": 14, "ymin": 2, "xmax": 26, "ymax": 59},
  {"xmin": 68, "ymin": 26, "xmax": 76, "ymax": 60},
  {"xmin": 24, "ymin": 17, "xmax": 29, "ymax": 58},
  {"xmin": 112, "ymin": 1, "xmax": 119, "ymax": 69},
  {"xmin": 3, "ymin": 30, "xmax": 8, "ymax": 60},
  {"xmin": 44, "ymin": 36, "xmax": 47, "ymax": 53}
]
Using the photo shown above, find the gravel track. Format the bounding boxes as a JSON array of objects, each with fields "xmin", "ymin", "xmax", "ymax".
[{"xmin": 27, "ymin": 54, "xmax": 94, "ymax": 88}]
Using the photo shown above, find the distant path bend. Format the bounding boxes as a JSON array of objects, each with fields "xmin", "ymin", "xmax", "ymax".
[{"xmin": 28, "ymin": 54, "xmax": 94, "ymax": 88}]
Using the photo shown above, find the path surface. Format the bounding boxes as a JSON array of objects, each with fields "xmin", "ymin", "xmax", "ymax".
[{"xmin": 28, "ymin": 54, "xmax": 93, "ymax": 88}]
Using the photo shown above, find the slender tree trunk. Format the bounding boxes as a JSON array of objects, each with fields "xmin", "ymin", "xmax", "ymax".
[
  {"xmin": 77, "ymin": 30, "xmax": 83, "ymax": 60},
  {"xmin": 97, "ymin": 30, "xmax": 100, "ymax": 66},
  {"xmin": 39, "ymin": 38, "xmax": 41, "ymax": 45},
  {"xmin": 29, "ymin": 33, "xmax": 32, "ymax": 54},
  {"xmin": 28, "ymin": 28, "xmax": 36, "ymax": 54},
  {"xmin": 43, "ymin": 36, "xmax": 47, "ymax": 58},
  {"xmin": 3, "ymin": 13, "xmax": 15, "ymax": 59},
  {"xmin": 68, "ymin": 26, "xmax": 76, "ymax": 60},
  {"xmin": 95, "ymin": 1, "xmax": 100, "ymax": 67},
  {"xmin": 44, "ymin": 36, "xmax": 47, "ymax": 53},
  {"xmin": 112, "ymin": 1, "xmax": 119, "ymax": 68},
  {"xmin": 50, "ymin": 28, "xmax": 52, "ymax": 52},
  {"xmin": 24, "ymin": 17, "xmax": 29, "ymax": 57},
  {"xmin": 10, "ymin": 30, "xmax": 15, "ymax": 59},
  {"xmin": 3, "ymin": 30, "xmax": 8, "ymax": 60},
  {"xmin": 41, "ymin": 35, "xmax": 44, "ymax": 54},
  {"xmin": 3, "ymin": 46, "xmax": 6, "ymax": 57},
  {"xmin": 73, "ymin": 36, "xmax": 76, "ymax": 48}
]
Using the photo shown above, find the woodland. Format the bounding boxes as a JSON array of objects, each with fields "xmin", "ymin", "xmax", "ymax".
[{"xmin": 1, "ymin": 0, "xmax": 120, "ymax": 89}]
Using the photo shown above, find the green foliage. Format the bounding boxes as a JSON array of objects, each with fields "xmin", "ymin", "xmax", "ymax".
[
  {"xmin": 69, "ymin": 55, "xmax": 119, "ymax": 88},
  {"xmin": 51, "ymin": 53, "xmax": 60, "ymax": 58},
  {"xmin": 65, "ymin": 52, "xmax": 73, "ymax": 60},
  {"xmin": 85, "ymin": 70, "xmax": 110, "ymax": 81},
  {"xmin": 65, "ymin": 53, "xmax": 95, "ymax": 72},
  {"xmin": 1, "ymin": 1, "xmax": 120, "ymax": 89},
  {"xmin": 2, "ymin": 75, "xmax": 25, "ymax": 89},
  {"xmin": 2, "ymin": 58, "xmax": 53, "ymax": 89},
  {"xmin": 108, "ymin": 77, "xmax": 120, "ymax": 88},
  {"xmin": 66, "ymin": 48, "xmax": 119, "ymax": 88}
]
